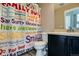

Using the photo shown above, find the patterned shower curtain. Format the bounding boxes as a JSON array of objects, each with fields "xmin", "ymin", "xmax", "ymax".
[{"xmin": 0, "ymin": 3, "xmax": 42, "ymax": 56}]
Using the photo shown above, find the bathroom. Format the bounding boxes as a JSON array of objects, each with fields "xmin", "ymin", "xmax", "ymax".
[
  {"xmin": 1, "ymin": 3, "xmax": 79, "ymax": 56},
  {"xmin": 38, "ymin": 3, "xmax": 79, "ymax": 56},
  {"xmin": 22, "ymin": 3, "xmax": 79, "ymax": 56}
]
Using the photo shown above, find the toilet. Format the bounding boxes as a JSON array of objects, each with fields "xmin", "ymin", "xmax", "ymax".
[
  {"xmin": 34, "ymin": 33, "xmax": 48, "ymax": 56},
  {"xmin": 34, "ymin": 41, "xmax": 47, "ymax": 56}
]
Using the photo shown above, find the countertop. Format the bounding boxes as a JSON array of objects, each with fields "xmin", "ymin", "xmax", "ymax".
[{"xmin": 42, "ymin": 32, "xmax": 79, "ymax": 37}]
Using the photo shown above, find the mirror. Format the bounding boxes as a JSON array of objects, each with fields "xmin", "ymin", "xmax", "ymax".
[{"xmin": 65, "ymin": 7, "xmax": 79, "ymax": 31}]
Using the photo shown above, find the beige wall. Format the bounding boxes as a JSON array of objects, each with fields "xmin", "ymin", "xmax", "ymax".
[
  {"xmin": 39, "ymin": 4, "xmax": 55, "ymax": 32},
  {"xmin": 55, "ymin": 3, "xmax": 79, "ymax": 29}
]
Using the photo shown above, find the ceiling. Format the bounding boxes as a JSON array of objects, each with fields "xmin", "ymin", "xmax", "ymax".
[
  {"xmin": 38, "ymin": 3, "xmax": 70, "ymax": 10},
  {"xmin": 54, "ymin": 3, "xmax": 69, "ymax": 10}
]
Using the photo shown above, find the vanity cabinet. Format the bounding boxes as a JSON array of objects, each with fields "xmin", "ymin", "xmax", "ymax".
[
  {"xmin": 48, "ymin": 34, "xmax": 79, "ymax": 56},
  {"xmin": 69, "ymin": 36, "xmax": 79, "ymax": 56}
]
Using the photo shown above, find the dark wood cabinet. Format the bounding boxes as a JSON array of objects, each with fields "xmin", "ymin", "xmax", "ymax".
[
  {"xmin": 48, "ymin": 34, "xmax": 79, "ymax": 56},
  {"xmin": 69, "ymin": 36, "xmax": 79, "ymax": 56}
]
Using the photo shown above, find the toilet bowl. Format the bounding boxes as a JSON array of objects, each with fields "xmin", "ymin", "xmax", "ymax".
[
  {"xmin": 34, "ymin": 33, "xmax": 48, "ymax": 56},
  {"xmin": 34, "ymin": 41, "xmax": 47, "ymax": 56}
]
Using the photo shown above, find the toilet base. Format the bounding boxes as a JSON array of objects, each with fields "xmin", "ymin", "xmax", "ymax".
[
  {"xmin": 36, "ymin": 49, "xmax": 43, "ymax": 56},
  {"xmin": 43, "ymin": 49, "xmax": 47, "ymax": 56}
]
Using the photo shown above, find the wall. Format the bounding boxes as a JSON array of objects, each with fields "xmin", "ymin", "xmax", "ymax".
[
  {"xmin": 39, "ymin": 4, "xmax": 55, "ymax": 32},
  {"xmin": 55, "ymin": 3, "xmax": 79, "ymax": 29}
]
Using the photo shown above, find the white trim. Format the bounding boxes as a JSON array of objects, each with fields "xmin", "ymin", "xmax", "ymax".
[{"xmin": 64, "ymin": 7, "xmax": 79, "ymax": 15}]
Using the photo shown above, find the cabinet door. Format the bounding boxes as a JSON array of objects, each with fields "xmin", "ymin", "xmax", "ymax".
[
  {"xmin": 69, "ymin": 36, "xmax": 79, "ymax": 56},
  {"xmin": 48, "ymin": 34, "xmax": 68, "ymax": 56}
]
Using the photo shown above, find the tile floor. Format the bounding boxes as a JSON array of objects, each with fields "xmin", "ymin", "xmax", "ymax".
[
  {"xmin": 21, "ymin": 49, "xmax": 36, "ymax": 56},
  {"xmin": 21, "ymin": 48, "xmax": 48, "ymax": 56}
]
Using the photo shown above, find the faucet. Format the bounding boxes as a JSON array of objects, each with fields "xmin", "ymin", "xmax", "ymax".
[{"xmin": 67, "ymin": 26, "xmax": 74, "ymax": 32}]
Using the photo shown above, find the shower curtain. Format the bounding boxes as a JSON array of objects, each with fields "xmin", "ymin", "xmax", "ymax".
[{"xmin": 0, "ymin": 3, "xmax": 42, "ymax": 56}]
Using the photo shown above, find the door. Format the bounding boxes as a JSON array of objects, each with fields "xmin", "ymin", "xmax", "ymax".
[
  {"xmin": 48, "ymin": 34, "xmax": 68, "ymax": 56},
  {"xmin": 69, "ymin": 36, "xmax": 79, "ymax": 56}
]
